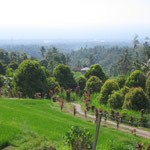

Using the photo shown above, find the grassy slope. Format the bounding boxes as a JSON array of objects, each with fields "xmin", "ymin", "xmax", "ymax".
[{"xmin": 0, "ymin": 98, "xmax": 149, "ymax": 150}]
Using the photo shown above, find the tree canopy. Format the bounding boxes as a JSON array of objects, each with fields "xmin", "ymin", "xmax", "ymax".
[{"xmin": 14, "ymin": 60, "xmax": 47, "ymax": 98}]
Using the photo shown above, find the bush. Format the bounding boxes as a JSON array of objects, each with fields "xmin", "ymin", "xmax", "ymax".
[
  {"xmin": 85, "ymin": 64, "xmax": 106, "ymax": 82},
  {"xmin": 125, "ymin": 70, "xmax": 146, "ymax": 89},
  {"xmin": 53, "ymin": 64, "xmax": 76, "ymax": 89},
  {"xmin": 46, "ymin": 77, "xmax": 60, "ymax": 92},
  {"xmin": 116, "ymin": 75, "xmax": 126, "ymax": 88},
  {"xmin": 13, "ymin": 60, "xmax": 47, "ymax": 98},
  {"xmin": 99, "ymin": 80, "xmax": 119, "ymax": 104},
  {"xmin": 108, "ymin": 91, "xmax": 124, "ymax": 109},
  {"xmin": 146, "ymin": 76, "xmax": 150, "ymax": 97},
  {"xmin": 123, "ymin": 87, "xmax": 149, "ymax": 111},
  {"xmin": 8, "ymin": 61, "xmax": 18, "ymax": 70},
  {"xmin": 64, "ymin": 126, "xmax": 92, "ymax": 150},
  {"xmin": 77, "ymin": 76, "xmax": 87, "ymax": 91},
  {"xmin": 120, "ymin": 86, "xmax": 130, "ymax": 99},
  {"xmin": 85, "ymin": 76, "xmax": 103, "ymax": 93}
]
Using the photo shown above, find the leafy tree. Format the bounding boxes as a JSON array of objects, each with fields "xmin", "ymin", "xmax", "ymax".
[
  {"xmin": 99, "ymin": 80, "xmax": 119, "ymax": 104},
  {"xmin": 115, "ymin": 75, "xmax": 126, "ymax": 88},
  {"xmin": 89, "ymin": 54, "xmax": 94, "ymax": 66},
  {"xmin": 40, "ymin": 46, "xmax": 46, "ymax": 57},
  {"xmin": 76, "ymin": 60, "xmax": 82, "ymax": 69},
  {"xmin": 40, "ymin": 59, "xmax": 48, "ymax": 69},
  {"xmin": 0, "ymin": 76, "xmax": 4, "ymax": 87},
  {"xmin": 30, "ymin": 56, "xmax": 38, "ymax": 61},
  {"xmin": 0, "ymin": 49, "xmax": 10, "ymax": 64},
  {"xmin": 8, "ymin": 61, "xmax": 18, "ymax": 70},
  {"xmin": 14, "ymin": 60, "xmax": 47, "ymax": 98},
  {"xmin": 146, "ymin": 76, "xmax": 150, "ymax": 97},
  {"xmin": 0, "ymin": 62, "xmax": 6, "ymax": 75},
  {"xmin": 108, "ymin": 91, "xmax": 124, "ymax": 109},
  {"xmin": 20, "ymin": 53, "xmax": 28, "ymax": 61},
  {"xmin": 41, "ymin": 66, "xmax": 49, "ymax": 78},
  {"xmin": 53, "ymin": 64, "xmax": 76, "ymax": 89},
  {"xmin": 85, "ymin": 76, "xmax": 103, "ymax": 93},
  {"xmin": 64, "ymin": 126, "xmax": 92, "ymax": 150},
  {"xmin": 123, "ymin": 87, "xmax": 149, "ymax": 110},
  {"xmin": 5, "ymin": 68, "xmax": 14, "ymax": 77},
  {"xmin": 120, "ymin": 86, "xmax": 130, "ymax": 99},
  {"xmin": 85, "ymin": 64, "xmax": 106, "ymax": 82},
  {"xmin": 133, "ymin": 35, "xmax": 139, "ymax": 49},
  {"xmin": 46, "ymin": 77, "xmax": 60, "ymax": 92},
  {"xmin": 118, "ymin": 49, "xmax": 132, "ymax": 75},
  {"xmin": 125, "ymin": 70, "xmax": 146, "ymax": 89},
  {"xmin": 77, "ymin": 76, "xmax": 87, "ymax": 91}
]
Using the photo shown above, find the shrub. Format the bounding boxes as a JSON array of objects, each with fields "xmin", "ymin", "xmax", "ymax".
[
  {"xmin": 8, "ymin": 61, "xmax": 18, "ymax": 70},
  {"xmin": 146, "ymin": 76, "xmax": 150, "ymax": 97},
  {"xmin": 120, "ymin": 86, "xmax": 130, "ymax": 99},
  {"xmin": 13, "ymin": 60, "xmax": 47, "ymax": 98},
  {"xmin": 115, "ymin": 75, "xmax": 126, "ymax": 88},
  {"xmin": 53, "ymin": 64, "xmax": 76, "ymax": 89},
  {"xmin": 108, "ymin": 91, "xmax": 124, "ymax": 109},
  {"xmin": 64, "ymin": 126, "xmax": 92, "ymax": 150},
  {"xmin": 85, "ymin": 76, "xmax": 103, "ymax": 93},
  {"xmin": 85, "ymin": 64, "xmax": 106, "ymax": 82},
  {"xmin": 46, "ymin": 77, "xmax": 60, "ymax": 92},
  {"xmin": 99, "ymin": 80, "xmax": 119, "ymax": 105},
  {"xmin": 125, "ymin": 70, "xmax": 146, "ymax": 89},
  {"xmin": 123, "ymin": 87, "xmax": 149, "ymax": 111},
  {"xmin": 77, "ymin": 76, "xmax": 87, "ymax": 91}
]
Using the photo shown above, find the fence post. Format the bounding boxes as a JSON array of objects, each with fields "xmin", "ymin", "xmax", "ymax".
[{"xmin": 92, "ymin": 113, "xmax": 102, "ymax": 150}]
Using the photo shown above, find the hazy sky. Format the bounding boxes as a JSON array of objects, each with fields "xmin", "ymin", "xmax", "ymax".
[{"xmin": 0, "ymin": 0, "xmax": 150, "ymax": 39}]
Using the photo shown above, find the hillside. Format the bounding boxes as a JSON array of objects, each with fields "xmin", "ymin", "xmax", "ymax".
[{"xmin": 0, "ymin": 98, "xmax": 149, "ymax": 150}]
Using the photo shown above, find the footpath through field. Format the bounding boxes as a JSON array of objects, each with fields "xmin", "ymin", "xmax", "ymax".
[{"xmin": 73, "ymin": 103, "xmax": 150, "ymax": 139}]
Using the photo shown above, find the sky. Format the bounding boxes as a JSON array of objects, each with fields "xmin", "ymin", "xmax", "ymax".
[{"xmin": 0, "ymin": 0, "xmax": 150, "ymax": 39}]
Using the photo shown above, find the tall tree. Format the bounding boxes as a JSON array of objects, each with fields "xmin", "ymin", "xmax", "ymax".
[
  {"xmin": 118, "ymin": 49, "xmax": 132, "ymax": 75},
  {"xmin": 40, "ymin": 46, "xmax": 46, "ymax": 57},
  {"xmin": 89, "ymin": 54, "xmax": 94, "ymax": 66}
]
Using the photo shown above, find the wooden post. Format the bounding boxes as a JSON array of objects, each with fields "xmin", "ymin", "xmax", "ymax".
[{"xmin": 92, "ymin": 113, "xmax": 102, "ymax": 150}]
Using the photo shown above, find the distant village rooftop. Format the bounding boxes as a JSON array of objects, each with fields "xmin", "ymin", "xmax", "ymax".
[{"xmin": 72, "ymin": 67, "xmax": 90, "ymax": 73}]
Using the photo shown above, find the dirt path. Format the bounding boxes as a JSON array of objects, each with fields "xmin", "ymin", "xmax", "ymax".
[{"xmin": 73, "ymin": 103, "xmax": 150, "ymax": 139}]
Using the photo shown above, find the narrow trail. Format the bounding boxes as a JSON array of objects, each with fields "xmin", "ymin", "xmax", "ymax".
[{"xmin": 73, "ymin": 103, "xmax": 150, "ymax": 139}]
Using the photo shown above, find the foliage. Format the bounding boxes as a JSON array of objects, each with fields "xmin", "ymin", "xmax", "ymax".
[
  {"xmin": 123, "ymin": 87, "xmax": 149, "ymax": 111},
  {"xmin": 46, "ymin": 77, "xmax": 60, "ymax": 92},
  {"xmin": 0, "ymin": 62, "xmax": 6, "ymax": 75},
  {"xmin": 108, "ymin": 91, "xmax": 124, "ymax": 109},
  {"xmin": 8, "ymin": 61, "xmax": 18, "ymax": 70},
  {"xmin": 99, "ymin": 80, "xmax": 119, "ymax": 104},
  {"xmin": 64, "ymin": 126, "xmax": 92, "ymax": 150},
  {"xmin": 117, "ymin": 49, "xmax": 132, "ymax": 75},
  {"xmin": 40, "ymin": 59, "xmax": 48, "ymax": 69},
  {"xmin": 13, "ymin": 60, "xmax": 47, "ymax": 98},
  {"xmin": 85, "ymin": 76, "xmax": 102, "ymax": 93},
  {"xmin": 120, "ymin": 86, "xmax": 130, "ymax": 99},
  {"xmin": 0, "ymin": 75, "xmax": 4, "ymax": 87},
  {"xmin": 53, "ymin": 64, "xmax": 76, "ymax": 89},
  {"xmin": 41, "ymin": 66, "xmax": 50, "ymax": 78},
  {"xmin": 84, "ymin": 64, "xmax": 106, "ymax": 82},
  {"xmin": 77, "ymin": 76, "xmax": 87, "ymax": 91},
  {"xmin": 115, "ymin": 75, "xmax": 126, "ymax": 88},
  {"xmin": 125, "ymin": 70, "xmax": 146, "ymax": 89},
  {"xmin": 5, "ymin": 68, "xmax": 14, "ymax": 77},
  {"xmin": 146, "ymin": 76, "xmax": 150, "ymax": 97}
]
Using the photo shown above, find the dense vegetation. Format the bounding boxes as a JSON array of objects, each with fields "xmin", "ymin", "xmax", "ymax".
[{"xmin": 0, "ymin": 37, "xmax": 150, "ymax": 149}]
